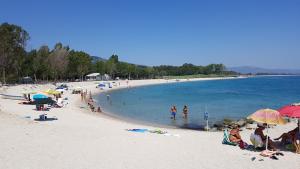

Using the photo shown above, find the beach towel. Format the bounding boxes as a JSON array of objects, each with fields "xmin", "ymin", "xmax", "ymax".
[
  {"xmin": 222, "ymin": 129, "xmax": 237, "ymax": 146},
  {"xmin": 250, "ymin": 133, "xmax": 264, "ymax": 148},
  {"xmin": 126, "ymin": 129, "xmax": 148, "ymax": 133},
  {"xmin": 149, "ymin": 129, "xmax": 167, "ymax": 134}
]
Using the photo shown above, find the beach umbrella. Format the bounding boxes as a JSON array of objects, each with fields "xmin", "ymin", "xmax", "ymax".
[
  {"xmin": 278, "ymin": 103, "xmax": 300, "ymax": 118},
  {"xmin": 33, "ymin": 94, "xmax": 48, "ymax": 100},
  {"xmin": 247, "ymin": 108, "xmax": 286, "ymax": 150},
  {"xmin": 278, "ymin": 103, "xmax": 300, "ymax": 132},
  {"xmin": 44, "ymin": 89, "xmax": 60, "ymax": 95},
  {"xmin": 98, "ymin": 83, "xmax": 106, "ymax": 87}
]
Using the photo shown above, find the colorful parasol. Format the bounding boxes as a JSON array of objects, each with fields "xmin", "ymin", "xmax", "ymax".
[
  {"xmin": 278, "ymin": 103, "xmax": 300, "ymax": 134},
  {"xmin": 247, "ymin": 108, "xmax": 286, "ymax": 150},
  {"xmin": 247, "ymin": 108, "xmax": 286, "ymax": 125},
  {"xmin": 278, "ymin": 103, "xmax": 300, "ymax": 118},
  {"xmin": 44, "ymin": 89, "xmax": 60, "ymax": 95}
]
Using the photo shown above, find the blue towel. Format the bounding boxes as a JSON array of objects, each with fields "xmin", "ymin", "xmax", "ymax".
[{"xmin": 127, "ymin": 129, "xmax": 148, "ymax": 133}]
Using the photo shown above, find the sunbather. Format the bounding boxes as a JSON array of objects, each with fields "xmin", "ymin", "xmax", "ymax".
[
  {"xmin": 293, "ymin": 131, "xmax": 300, "ymax": 154},
  {"xmin": 254, "ymin": 123, "xmax": 277, "ymax": 151},
  {"xmin": 229, "ymin": 125, "xmax": 243, "ymax": 143},
  {"xmin": 274, "ymin": 126, "xmax": 299, "ymax": 145}
]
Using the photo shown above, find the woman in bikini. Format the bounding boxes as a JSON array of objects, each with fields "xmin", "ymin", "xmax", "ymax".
[
  {"xmin": 182, "ymin": 105, "xmax": 188, "ymax": 119},
  {"xmin": 229, "ymin": 125, "xmax": 243, "ymax": 143}
]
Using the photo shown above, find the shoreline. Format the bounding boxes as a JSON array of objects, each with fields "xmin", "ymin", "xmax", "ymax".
[{"xmin": 88, "ymin": 76, "xmax": 245, "ymax": 130}]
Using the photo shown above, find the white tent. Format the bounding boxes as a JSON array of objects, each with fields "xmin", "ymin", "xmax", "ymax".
[{"xmin": 86, "ymin": 73, "xmax": 100, "ymax": 80}]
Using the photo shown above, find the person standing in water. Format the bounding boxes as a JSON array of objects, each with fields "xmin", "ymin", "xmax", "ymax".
[
  {"xmin": 182, "ymin": 105, "xmax": 188, "ymax": 119},
  {"xmin": 170, "ymin": 106, "xmax": 177, "ymax": 120}
]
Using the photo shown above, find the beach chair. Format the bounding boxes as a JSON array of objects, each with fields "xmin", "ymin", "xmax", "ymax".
[
  {"xmin": 250, "ymin": 133, "xmax": 264, "ymax": 149},
  {"xmin": 222, "ymin": 129, "xmax": 237, "ymax": 146}
]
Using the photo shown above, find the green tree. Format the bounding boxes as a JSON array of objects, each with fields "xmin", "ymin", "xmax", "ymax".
[
  {"xmin": 48, "ymin": 43, "xmax": 69, "ymax": 80},
  {"xmin": 94, "ymin": 61, "xmax": 106, "ymax": 75},
  {"xmin": 68, "ymin": 51, "xmax": 92, "ymax": 81},
  {"xmin": 106, "ymin": 54, "xmax": 119, "ymax": 79},
  {"xmin": 0, "ymin": 23, "xmax": 29, "ymax": 84}
]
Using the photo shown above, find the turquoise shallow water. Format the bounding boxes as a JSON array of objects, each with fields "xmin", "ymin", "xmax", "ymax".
[{"xmin": 95, "ymin": 76, "xmax": 300, "ymax": 129}]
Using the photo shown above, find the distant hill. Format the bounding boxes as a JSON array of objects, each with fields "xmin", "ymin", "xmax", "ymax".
[
  {"xmin": 228, "ymin": 66, "xmax": 300, "ymax": 75},
  {"xmin": 90, "ymin": 56, "xmax": 107, "ymax": 63}
]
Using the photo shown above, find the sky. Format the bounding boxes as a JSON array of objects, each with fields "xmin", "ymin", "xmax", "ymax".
[{"xmin": 1, "ymin": 0, "xmax": 300, "ymax": 69}]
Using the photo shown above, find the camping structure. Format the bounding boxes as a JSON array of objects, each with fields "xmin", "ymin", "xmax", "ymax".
[{"xmin": 86, "ymin": 73, "xmax": 101, "ymax": 81}]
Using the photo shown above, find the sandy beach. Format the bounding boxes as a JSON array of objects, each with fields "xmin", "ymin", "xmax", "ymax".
[{"xmin": 0, "ymin": 78, "xmax": 299, "ymax": 169}]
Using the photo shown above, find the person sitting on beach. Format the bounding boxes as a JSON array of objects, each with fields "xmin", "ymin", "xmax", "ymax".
[
  {"xmin": 229, "ymin": 125, "xmax": 243, "ymax": 144},
  {"xmin": 274, "ymin": 126, "xmax": 299, "ymax": 145},
  {"xmin": 293, "ymin": 129, "xmax": 300, "ymax": 154},
  {"xmin": 255, "ymin": 123, "xmax": 277, "ymax": 151},
  {"xmin": 90, "ymin": 104, "xmax": 95, "ymax": 112},
  {"xmin": 182, "ymin": 105, "xmax": 188, "ymax": 119},
  {"xmin": 97, "ymin": 106, "xmax": 102, "ymax": 113},
  {"xmin": 170, "ymin": 106, "xmax": 177, "ymax": 120}
]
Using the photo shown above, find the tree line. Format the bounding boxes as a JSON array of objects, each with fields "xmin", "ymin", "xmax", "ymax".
[{"xmin": 0, "ymin": 23, "xmax": 236, "ymax": 84}]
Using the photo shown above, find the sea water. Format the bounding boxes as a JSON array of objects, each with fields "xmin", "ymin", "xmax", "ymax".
[{"xmin": 95, "ymin": 76, "xmax": 300, "ymax": 129}]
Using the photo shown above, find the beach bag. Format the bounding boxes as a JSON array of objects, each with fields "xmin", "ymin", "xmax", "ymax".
[{"xmin": 239, "ymin": 140, "xmax": 248, "ymax": 149}]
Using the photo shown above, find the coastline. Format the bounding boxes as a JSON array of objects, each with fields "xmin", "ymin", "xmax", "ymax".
[
  {"xmin": 0, "ymin": 76, "xmax": 299, "ymax": 169},
  {"xmin": 90, "ymin": 76, "xmax": 244, "ymax": 129}
]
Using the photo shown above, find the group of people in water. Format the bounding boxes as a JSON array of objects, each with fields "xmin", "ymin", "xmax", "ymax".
[
  {"xmin": 170, "ymin": 105, "xmax": 188, "ymax": 120},
  {"xmin": 228, "ymin": 122, "xmax": 300, "ymax": 152}
]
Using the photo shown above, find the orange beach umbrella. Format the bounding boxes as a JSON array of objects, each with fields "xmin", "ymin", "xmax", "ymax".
[
  {"xmin": 247, "ymin": 108, "xmax": 286, "ymax": 150},
  {"xmin": 247, "ymin": 108, "xmax": 286, "ymax": 125}
]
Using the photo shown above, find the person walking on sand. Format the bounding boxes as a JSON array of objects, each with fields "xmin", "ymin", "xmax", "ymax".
[
  {"xmin": 170, "ymin": 106, "xmax": 177, "ymax": 120},
  {"xmin": 182, "ymin": 105, "xmax": 188, "ymax": 119}
]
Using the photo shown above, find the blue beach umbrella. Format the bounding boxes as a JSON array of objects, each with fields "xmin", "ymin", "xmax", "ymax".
[
  {"xmin": 33, "ymin": 94, "xmax": 48, "ymax": 100},
  {"xmin": 98, "ymin": 83, "xmax": 106, "ymax": 87}
]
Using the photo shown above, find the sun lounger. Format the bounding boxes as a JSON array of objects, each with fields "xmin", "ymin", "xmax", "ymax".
[{"xmin": 222, "ymin": 129, "xmax": 237, "ymax": 146}]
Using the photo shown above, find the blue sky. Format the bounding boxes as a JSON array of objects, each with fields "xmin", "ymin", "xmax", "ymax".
[{"xmin": 1, "ymin": 0, "xmax": 300, "ymax": 69}]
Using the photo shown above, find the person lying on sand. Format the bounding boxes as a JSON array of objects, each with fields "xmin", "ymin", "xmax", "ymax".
[
  {"xmin": 255, "ymin": 123, "xmax": 277, "ymax": 151},
  {"xmin": 274, "ymin": 126, "xmax": 299, "ymax": 145}
]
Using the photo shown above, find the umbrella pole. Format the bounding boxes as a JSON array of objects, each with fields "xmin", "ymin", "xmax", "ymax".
[{"xmin": 266, "ymin": 124, "xmax": 269, "ymax": 150}]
